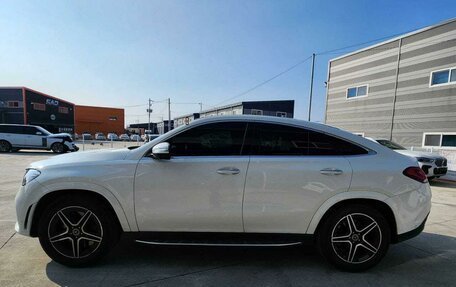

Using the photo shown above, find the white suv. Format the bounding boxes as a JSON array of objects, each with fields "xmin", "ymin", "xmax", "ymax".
[
  {"xmin": 15, "ymin": 116, "xmax": 431, "ymax": 271},
  {"xmin": 0, "ymin": 124, "xmax": 78, "ymax": 153}
]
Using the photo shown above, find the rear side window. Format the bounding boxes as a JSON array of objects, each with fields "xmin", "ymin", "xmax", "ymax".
[
  {"xmin": 168, "ymin": 122, "xmax": 247, "ymax": 156},
  {"xmin": 0, "ymin": 125, "xmax": 23, "ymax": 134},
  {"xmin": 246, "ymin": 123, "xmax": 367, "ymax": 156}
]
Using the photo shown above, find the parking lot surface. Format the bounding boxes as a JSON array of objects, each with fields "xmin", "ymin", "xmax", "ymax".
[{"xmin": 1, "ymin": 150, "xmax": 455, "ymax": 286}]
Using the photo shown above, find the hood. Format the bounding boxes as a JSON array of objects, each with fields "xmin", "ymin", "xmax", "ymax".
[
  {"xmin": 29, "ymin": 148, "xmax": 130, "ymax": 170},
  {"xmin": 48, "ymin": 133, "xmax": 72, "ymax": 138},
  {"xmin": 395, "ymin": 149, "xmax": 442, "ymax": 159}
]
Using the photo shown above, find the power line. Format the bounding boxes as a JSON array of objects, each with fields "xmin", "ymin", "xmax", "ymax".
[{"xmin": 209, "ymin": 55, "xmax": 313, "ymax": 108}]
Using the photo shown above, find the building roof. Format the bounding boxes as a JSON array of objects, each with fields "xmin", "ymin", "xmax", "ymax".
[
  {"xmin": 330, "ymin": 17, "xmax": 456, "ymax": 63},
  {"xmin": 0, "ymin": 86, "xmax": 75, "ymax": 105},
  {"xmin": 75, "ymin": 104, "xmax": 124, "ymax": 111}
]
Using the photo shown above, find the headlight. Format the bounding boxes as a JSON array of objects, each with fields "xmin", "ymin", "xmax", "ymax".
[
  {"xmin": 417, "ymin": 157, "xmax": 434, "ymax": 163},
  {"xmin": 22, "ymin": 169, "xmax": 41, "ymax": 186}
]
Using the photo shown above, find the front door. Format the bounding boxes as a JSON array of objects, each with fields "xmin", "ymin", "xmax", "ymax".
[
  {"xmin": 23, "ymin": 126, "xmax": 45, "ymax": 147},
  {"xmin": 134, "ymin": 122, "xmax": 249, "ymax": 232}
]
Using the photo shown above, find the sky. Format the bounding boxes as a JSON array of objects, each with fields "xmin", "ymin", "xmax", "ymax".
[{"xmin": 1, "ymin": 0, "xmax": 455, "ymax": 125}]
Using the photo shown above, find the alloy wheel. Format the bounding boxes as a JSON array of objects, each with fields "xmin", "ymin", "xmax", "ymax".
[
  {"xmin": 0, "ymin": 141, "xmax": 11, "ymax": 152},
  {"xmin": 331, "ymin": 213, "xmax": 382, "ymax": 264},
  {"xmin": 47, "ymin": 206, "xmax": 103, "ymax": 259}
]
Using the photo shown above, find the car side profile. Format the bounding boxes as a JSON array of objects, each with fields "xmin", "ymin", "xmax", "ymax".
[
  {"xmin": 15, "ymin": 116, "xmax": 431, "ymax": 271},
  {"xmin": 0, "ymin": 124, "xmax": 78, "ymax": 153}
]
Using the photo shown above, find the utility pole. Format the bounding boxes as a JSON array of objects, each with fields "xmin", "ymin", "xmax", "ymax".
[
  {"xmin": 308, "ymin": 53, "xmax": 315, "ymax": 122},
  {"xmin": 147, "ymin": 98, "xmax": 152, "ymax": 132},
  {"xmin": 168, "ymin": 98, "xmax": 171, "ymax": 132}
]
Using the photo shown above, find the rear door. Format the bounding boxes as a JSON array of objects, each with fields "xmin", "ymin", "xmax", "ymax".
[{"xmin": 242, "ymin": 123, "xmax": 366, "ymax": 234}]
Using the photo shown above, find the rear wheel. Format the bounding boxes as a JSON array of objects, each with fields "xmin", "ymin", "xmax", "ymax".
[
  {"xmin": 0, "ymin": 140, "xmax": 12, "ymax": 152},
  {"xmin": 51, "ymin": 142, "xmax": 66, "ymax": 153},
  {"xmin": 317, "ymin": 204, "xmax": 390, "ymax": 272},
  {"xmin": 38, "ymin": 195, "xmax": 120, "ymax": 267}
]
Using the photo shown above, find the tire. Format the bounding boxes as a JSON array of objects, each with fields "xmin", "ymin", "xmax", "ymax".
[
  {"xmin": 316, "ymin": 204, "xmax": 390, "ymax": 272},
  {"xmin": 51, "ymin": 142, "xmax": 66, "ymax": 153},
  {"xmin": 38, "ymin": 195, "xmax": 120, "ymax": 267},
  {"xmin": 0, "ymin": 140, "xmax": 12, "ymax": 152}
]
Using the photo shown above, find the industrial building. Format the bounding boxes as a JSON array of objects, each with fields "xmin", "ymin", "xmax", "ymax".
[
  {"xmin": 74, "ymin": 105, "xmax": 125, "ymax": 136},
  {"xmin": 0, "ymin": 87, "xmax": 75, "ymax": 133},
  {"xmin": 325, "ymin": 18, "xmax": 456, "ymax": 178},
  {"xmin": 174, "ymin": 100, "xmax": 295, "ymax": 128},
  {"xmin": 325, "ymin": 18, "xmax": 456, "ymax": 148}
]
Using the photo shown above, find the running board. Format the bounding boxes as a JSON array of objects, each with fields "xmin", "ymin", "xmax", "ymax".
[{"xmin": 135, "ymin": 239, "xmax": 302, "ymax": 247}]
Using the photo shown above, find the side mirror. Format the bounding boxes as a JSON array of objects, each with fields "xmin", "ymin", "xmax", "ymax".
[{"xmin": 151, "ymin": 142, "xmax": 170, "ymax": 160}]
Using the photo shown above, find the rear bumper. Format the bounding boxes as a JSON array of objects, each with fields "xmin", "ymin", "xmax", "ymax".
[{"xmin": 396, "ymin": 215, "xmax": 428, "ymax": 242}]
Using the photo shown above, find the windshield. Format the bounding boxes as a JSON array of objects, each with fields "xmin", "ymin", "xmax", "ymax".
[
  {"xmin": 376, "ymin": 139, "xmax": 406, "ymax": 150},
  {"xmin": 36, "ymin": 126, "xmax": 51, "ymax": 136}
]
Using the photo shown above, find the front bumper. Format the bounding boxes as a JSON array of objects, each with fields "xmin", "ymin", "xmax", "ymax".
[
  {"xmin": 420, "ymin": 163, "xmax": 448, "ymax": 177},
  {"xmin": 65, "ymin": 142, "xmax": 79, "ymax": 152},
  {"xmin": 15, "ymin": 180, "xmax": 47, "ymax": 237}
]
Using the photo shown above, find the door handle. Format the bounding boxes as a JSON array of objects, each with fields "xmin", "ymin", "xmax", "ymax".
[
  {"xmin": 320, "ymin": 168, "xmax": 343, "ymax": 175},
  {"xmin": 217, "ymin": 167, "xmax": 240, "ymax": 175}
]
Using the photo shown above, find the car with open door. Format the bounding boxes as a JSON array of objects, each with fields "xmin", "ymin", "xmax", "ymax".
[{"xmin": 15, "ymin": 116, "xmax": 431, "ymax": 271}]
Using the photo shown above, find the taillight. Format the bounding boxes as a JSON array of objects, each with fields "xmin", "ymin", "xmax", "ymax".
[{"xmin": 403, "ymin": 167, "xmax": 428, "ymax": 183}]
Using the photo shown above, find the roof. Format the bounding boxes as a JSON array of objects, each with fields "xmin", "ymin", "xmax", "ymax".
[
  {"xmin": 330, "ymin": 17, "xmax": 456, "ymax": 63},
  {"xmin": 75, "ymin": 104, "xmax": 124, "ymax": 111},
  {"xmin": 0, "ymin": 86, "xmax": 75, "ymax": 105}
]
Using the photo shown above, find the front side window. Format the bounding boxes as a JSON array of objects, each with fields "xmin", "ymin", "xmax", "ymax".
[
  {"xmin": 168, "ymin": 122, "xmax": 247, "ymax": 156},
  {"xmin": 430, "ymin": 68, "xmax": 456, "ymax": 86},
  {"xmin": 247, "ymin": 123, "xmax": 367, "ymax": 156},
  {"xmin": 23, "ymin": 126, "xmax": 39, "ymax": 135}
]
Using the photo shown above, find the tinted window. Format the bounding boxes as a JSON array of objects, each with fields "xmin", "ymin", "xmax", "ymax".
[
  {"xmin": 442, "ymin": 135, "xmax": 456, "ymax": 147},
  {"xmin": 247, "ymin": 123, "xmax": 367, "ymax": 156},
  {"xmin": 23, "ymin": 126, "xmax": 39, "ymax": 135},
  {"xmin": 168, "ymin": 122, "xmax": 247, "ymax": 156},
  {"xmin": 431, "ymin": 70, "xmax": 449, "ymax": 85},
  {"xmin": 0, "ymin": 125, "xmax": 23, "ymax": 134}
]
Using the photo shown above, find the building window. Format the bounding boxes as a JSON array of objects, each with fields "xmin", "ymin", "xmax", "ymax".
[
  {"xmin": 346, "ymin": 85, "xmax": 368, "ymax": 99},
  {"xmin": 109, "ymin": 116, "xmax": 118, "ymax": 121},
  {"xmin": 430, "ymin": 68, "xmax": 456, "ymax": 86},
  {"xmin": 7, "ymin": 101, "xmax": 20, "ymax": 108},
  {"xmin": 423, "ymin": 133, "xmax": 456, "ymax": 148},
  {"xmin": 251, "ymin": 109, "xmax": 263, "ymax": 115},
  {"xmin": 32, "ymin": 103, "xmax": 46, "ymax": 111},
  {"xmin": 276, "ymin": 111, "xmax": 287, "ymax": 117},
  {"xmin": 58, "ymin": 106, "xmax": 69, "ymax": 114}
]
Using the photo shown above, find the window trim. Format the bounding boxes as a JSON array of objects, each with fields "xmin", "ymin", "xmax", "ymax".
[
  {"xmin": 422, "ymin": 132, "xmax": 456, "ymax": 149},
  {"xmin": 429, "ymin": 67, "xmax": 456, "ymax": 87},
  {"xmin": 7, "ymin": 101, "xmax": 20, "ymax": 108},
  {"xmin": 346, "ymin": 84, "xmax": 369, "ymax": 100},
  {"xmin": 251, "ymin": 109, "xmax": 263, "ymax": 115}
]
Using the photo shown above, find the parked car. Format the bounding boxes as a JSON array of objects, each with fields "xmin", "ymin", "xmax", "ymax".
[
  {"xmin": 82, "ymin": 133, "xmax": 92, "ymax": 140},
  {"xmin": 130, "ymin": 134, "xmax": 141, "ymax": 141},
  {"xmin": 107, "ymin": 133, "xmax": 119, "ymax": 141},
  {"xmin": 95, "ymin": 133, "xmax": 106, "ymax": 141},
  {"xmin": 144, "ymin": 134, "xmax": 160, "ymax": 142},
  {"xmin": 0, "ymin": 124, "xmax": 78, "ymax": 153},
  {"xmin": 119, "ymin": 134, "xmax": 130, "ymax": 141},
  {"xmin": 15, "ymin": 116, "xmax": 431, "ymax": 271},
  {"xmin": 367, "ymin": 138, "xmax": 448, "ymax": 180}
]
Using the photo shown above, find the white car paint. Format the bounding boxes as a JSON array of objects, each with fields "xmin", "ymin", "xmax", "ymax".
[{"xmin": 15, "ymin": 116, "xmax": 431, "ymax": 246}]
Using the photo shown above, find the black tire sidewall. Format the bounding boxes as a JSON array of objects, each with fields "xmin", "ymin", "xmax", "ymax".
[
  {"xmin": 0, "ymin": 140, "xmax": 12, "ymax": 152},
  {"xmin": 317, "ymin": 204, "xmax": 391, "ymax": 272},
  {"xmin": 38, "ymin": 195, "xmax": 119, "ymax": 267},
  {"xmin": 51, "ymin": 142, "xmax": 65, "ymax": 153}
]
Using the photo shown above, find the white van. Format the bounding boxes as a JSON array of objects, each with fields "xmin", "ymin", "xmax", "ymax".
[{"xmin": 0, "ymin": 124, "xmax": 78, "ymax": 153}]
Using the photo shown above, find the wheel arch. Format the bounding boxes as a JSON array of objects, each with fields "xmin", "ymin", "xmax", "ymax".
[
  {"xmin": 307, "ymin": 192, "xmax": 398, "ymax": 243},
  {"xmin": 29, "ymin": 189, "xmax": 129, "ymax": 237}
]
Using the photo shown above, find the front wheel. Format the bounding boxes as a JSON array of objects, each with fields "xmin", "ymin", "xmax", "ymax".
[
  {"xmin": 317, "ymin": 204, "xmax": 390, "ymax": 272},
  {"xmin": 51, "ymin": 142, "xmax": 66, "ymax": 153},
  {"xmin": 38, "ymin": 195, "xmax": 120, "ymax": 267}
]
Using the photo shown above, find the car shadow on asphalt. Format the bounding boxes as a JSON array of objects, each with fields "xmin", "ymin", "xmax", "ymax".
[
  {"xmin": 5, "ymin": 151, "xmax": 55, "ymax": 156},
  {"xmin": 44, "ymin": 232, "xmax": 456, "ymax": 287}
]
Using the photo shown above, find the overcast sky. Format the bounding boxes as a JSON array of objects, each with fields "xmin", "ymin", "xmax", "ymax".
[{"xmin": 1, "ymin": 0, "xmax": 455, "ymax": 125}]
